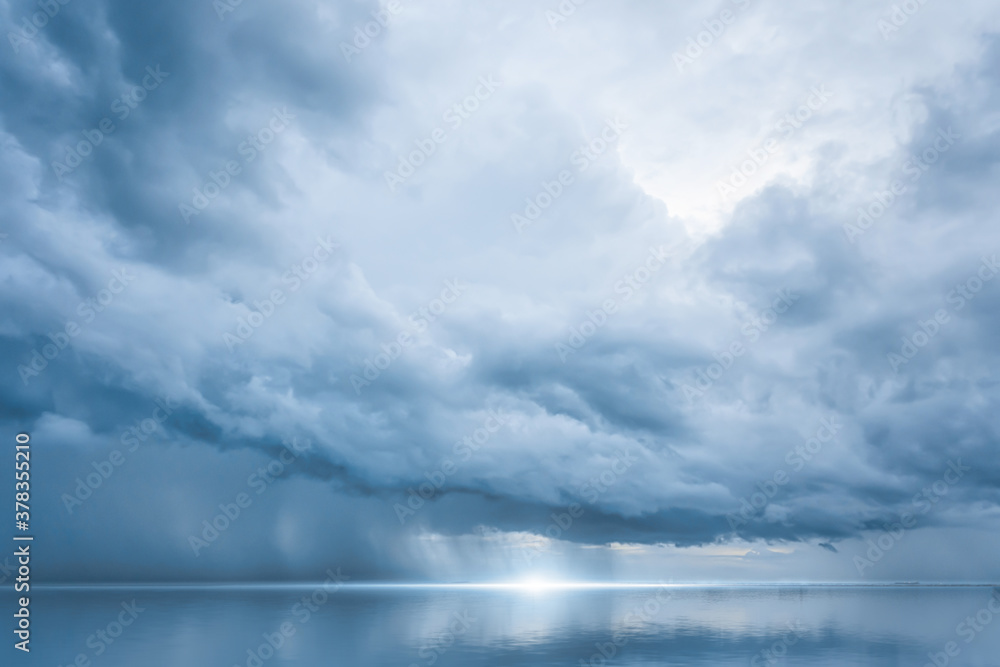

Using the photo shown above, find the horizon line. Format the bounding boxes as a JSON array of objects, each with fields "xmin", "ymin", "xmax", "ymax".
[{"xmin": 23, "ymin": 581, "xmax": 1000, "ymax": 591}]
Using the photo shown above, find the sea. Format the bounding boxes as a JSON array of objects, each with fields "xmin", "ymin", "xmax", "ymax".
[{"xmin": 4, "ymin": 584, "xmax": 999, "ymax": 666}]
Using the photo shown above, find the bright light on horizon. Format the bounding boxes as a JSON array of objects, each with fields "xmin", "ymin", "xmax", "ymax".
[{"xmin": 514, "ymin": 576, "xmax": 570, "ymax": 593}]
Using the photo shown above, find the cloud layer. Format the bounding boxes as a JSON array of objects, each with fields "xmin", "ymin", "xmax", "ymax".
[{"xmin": 2, "ymin": 0, "xmax": 1000, "ymax": 582}]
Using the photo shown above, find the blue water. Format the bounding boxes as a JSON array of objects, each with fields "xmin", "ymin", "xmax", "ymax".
[{"xmin": 4, "ymin": 586, "xmax": 1000, "ymax": 666}]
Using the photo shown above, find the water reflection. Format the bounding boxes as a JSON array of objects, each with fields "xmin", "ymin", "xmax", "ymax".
[{"xmin": 4, "ymin": 585, "xmax": 999, "ymax": 666}]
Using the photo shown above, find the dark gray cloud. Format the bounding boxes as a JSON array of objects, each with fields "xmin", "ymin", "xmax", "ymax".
[{"xmin": 2, "ymin": 0, "xmax": 1000, "ymax": 583}]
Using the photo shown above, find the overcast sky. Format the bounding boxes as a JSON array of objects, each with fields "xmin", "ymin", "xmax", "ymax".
[{"xmin": 2, "ymin": 0, "xmax": 1000, "ymax": 584}]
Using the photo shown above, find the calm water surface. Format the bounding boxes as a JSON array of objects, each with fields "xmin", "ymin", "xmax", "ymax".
[{"xmin": 4, "ymin": 586, "xmax": 1000, "ymax": 666}]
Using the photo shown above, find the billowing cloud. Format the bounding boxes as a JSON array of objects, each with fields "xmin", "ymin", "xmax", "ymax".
[{"xmin": 2, "ymin": 0, "xmax": 1000, "ymax": 583}]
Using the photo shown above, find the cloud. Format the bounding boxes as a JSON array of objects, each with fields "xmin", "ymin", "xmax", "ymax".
[{"xmin": 2, "ymin": 0, "xmax": 1000, "ymax": 582}]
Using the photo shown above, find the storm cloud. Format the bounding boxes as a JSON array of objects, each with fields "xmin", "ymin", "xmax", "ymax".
[{"xmin": 2, "ymin": 0, "xmax": 1000, "ymax": 583}]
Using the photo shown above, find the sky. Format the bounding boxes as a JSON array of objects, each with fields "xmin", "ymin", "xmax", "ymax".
[{"xmin": 1, "ymin": 0, "xmax": 1000, "ymax": 585}]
